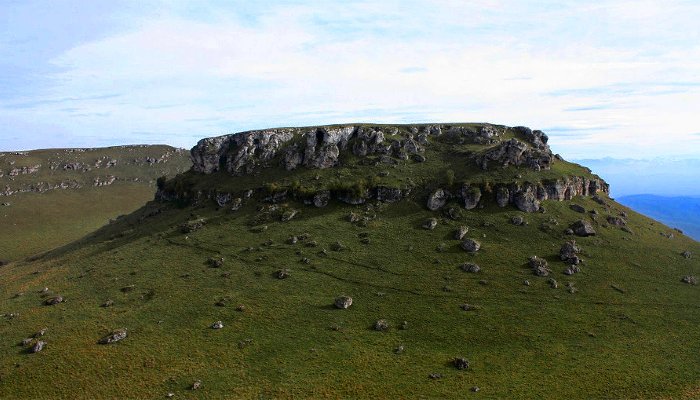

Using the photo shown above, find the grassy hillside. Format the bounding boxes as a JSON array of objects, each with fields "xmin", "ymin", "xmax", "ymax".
[
  {"xmin": 617, "ymin": 195, "xmax": 700, "ymax": 241},
  {"xmin": 0, "ymin": 126, "xmax": 698, "ymax": 399},
  {"xmin": 0, "ymin": 146, "xmax": 191, "ymax": 260}
]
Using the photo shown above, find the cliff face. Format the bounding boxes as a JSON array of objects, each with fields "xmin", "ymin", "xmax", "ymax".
[
  {"xmin": 177, "ymin": 123, "xmax": 608, "ymax": 213},
  {"xmin": 190, "ymin": 124, "xmax": 552, "ymax": 175}
]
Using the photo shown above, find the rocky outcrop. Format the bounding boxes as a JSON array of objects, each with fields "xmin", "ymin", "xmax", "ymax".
[{"xmin": 477, "ymin": 138, "xmax": 553, "ymax": 171}]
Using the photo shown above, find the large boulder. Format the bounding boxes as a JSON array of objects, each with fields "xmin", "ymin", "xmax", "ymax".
[
  {"xmin": 559, "ymin": 240, "xmax": 581, "ymax": 264},
  {"xmin": 427, "ymin": 189, "xmax": 448, "ymax": 210},
  {"xmin": 571, "ymin": 220, "xmax": 596, "ymax": 236},
  {"xmin": 514, "ymin": 190, "xmax": 540, "ymax": 213},
  {"xmin": 461, "ymin": 239, "xmax": 481, "ymax": 252},
  {"xmin": 461, "ymin": 185, "xmax": 482, "ymax": 210}
]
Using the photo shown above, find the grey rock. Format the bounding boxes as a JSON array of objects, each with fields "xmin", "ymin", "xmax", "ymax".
[
  {"xmin": 514, "ymin": 190, "xmax": 540, "ymax": 213},
  {"xmin": 496, "ymin": 186, "xmax": 510, "ymax": 207},
  {"xmin": 569, "ymin": 204, "xmax": 586, "ymax": 213},
  {"xmin": 98, "ymin": 328, "xmax": 127, "ymax": 344},
  {"xmin": 571, "ymin": 220, "xmax": 596, "ymax": 236},
  {"xmin": 31, "ymin": 340, "xmax": 46, "ymax": 353},
  {"xmin": 230, "ymin": 197, "xmax": 243, "ymax": 211},
  {"xmin": 191, "ymin": 380, "xmax": 202, "ymax": 390},
  {"xmin": 681, "ymin": 275, "xmax": 697, "ymax": 285},
  {"xmin": 461, "ymin": 239, "xmax": 481, "ymax": 252},
  {"xmin": 682, "ymin": 250, "xmax": 692, "ymax": 259},
  {"xmin": 376, "ymin": 186, "xmax": 403, "ymax": 203},
  {"xmin": 211, "ymin": 321, "xmax": 224, "ymax": 329},
  {"xmin": 374, "ymin": 319, "xmax": 389, "ymax": 331},
  {"xmin": 101, "ymin": 300, "xmax": 114, "ymax": 308},
  {"xmin": 215, "ymin": 192, "xmax": 232, "ymax": 207},
  {"xmin": 559, "ymin": 240, "xmax": 581, "ymax": 264},
  {"xmin": 423, "ymin": 218, "xmax": 438, "ymax": 230},
  {"xmin": 426, "ymin": 189, "xmax": 448, "ymax": 210},
  {"xmin": 455, "ymin": 225, "xmax": 469, "ymax": 240},
  {"xmin": 44, "ymin": 296, "xmax": 63, "ymax": 306},
  {"xmin": 548, "ymin": 278, "xmax": 559, "ymax": 289},
  {"xmin": 511, "ymin": 215, "xmax": 525, "ymax": 226},
  {"xmin": 312, "ymin": 191, "xmax": 330, "ymax": 208},
  {"xmin": 563, "ymin": 265, "xmax": 581, "ymax": 275},
  {"xmin": 461, "ymin": 263, "xmax": 481, "ymax": 273},
  {"xmin": 453, "ymin": 357, "xmax": 470, "ymax": 370},
  {"xmin": 276, "ymin": 269, "xmax": 290, "ymax": 279},
  {"xmin": 529, "ymin": 256, "xmax": 551, "ymax": 277},
  {"xmin": 607, "ymin": 216, "xmax": 627, "ymax": 226},
  {"xmin": 281, "ymin": 209, "xmax": 298, "ymax": 222},
  {"xmin": 461, "ymin": 185, "xmax": 482, "ymax": 210},
  {"xmin": 334, "ymin": 296, "xmax": 353, "ymax": 309}
]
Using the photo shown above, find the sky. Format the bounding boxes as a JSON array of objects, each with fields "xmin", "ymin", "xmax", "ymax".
[{"xmin": 1, "ymin": 0, "xmax": 700, "ymax": 160}]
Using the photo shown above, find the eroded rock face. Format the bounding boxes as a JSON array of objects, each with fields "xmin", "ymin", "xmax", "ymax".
[
  {"xmin": 514, "ymin": 190, "xmax": 540, "ymax": 213},
  {"xmin": 477, "ymin": 138, "xmax": 553, "ymax": 171}
]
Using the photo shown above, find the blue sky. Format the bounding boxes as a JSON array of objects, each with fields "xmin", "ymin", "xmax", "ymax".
[{"xmin": 1, "ymin": 0, "xmax": 700, "ymax": 159}]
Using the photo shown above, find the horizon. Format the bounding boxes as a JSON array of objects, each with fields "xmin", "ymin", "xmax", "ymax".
[{"xmin": 2, "ymin": 1, "xmax": 700, "ymax": 160}]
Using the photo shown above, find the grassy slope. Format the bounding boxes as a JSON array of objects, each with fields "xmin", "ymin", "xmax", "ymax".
[
  {"xmin": 0, "ymin": 192, "xmax": 698, "ymax": 399},
  {"xmin": 0, "ymin": 146, "xmax": 190, "ymax": 260}
]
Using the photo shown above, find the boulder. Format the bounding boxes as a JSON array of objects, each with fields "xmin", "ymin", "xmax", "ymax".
[
  {"xmin": 423, "ymin": 218, "xmax": 438, "ymax": 230},
  {"xmin": 208, "ymin": 257, "xmax": 224, "ymax": 268},
  {"xmin": 374, "ymin": 319, "xmax": 389, "ymax": 331},
  {"xmin": 511, "ymin": 215, "xmax": 525, "ymax": 226},
  {"xmin": 564, "ymin": 265, "xmax": 581, "ymax": 275},
  {"xmin": 98, "ymin": 328, "xmax": 128, "ymax": 344},
  {"xmin": 569, "ymin": 204, "xmax": 586, "ymax": 213},
  {"xmin": 681, "ymin": 276, "xmax": 697, "ymax": 285},
  {"xmin": 461, "ymin": 185, "xmax": 482, "ymax": 210},
  {"xmin": 230, "ymin": 198, "xmax": 243, "ymax": 211},
  {"xmin": 559, "ymin": 240, "xmax": 581, "ymax": 264},
  {"xmin": 211, "ymin": 321, "xmax": 224, "ymax": 329},
  {"xmin": 312, "ymin": 191, "xmax": 330, "ymax": 208},
  {"xmin": 276, "ymin": 269, "xmax": 290, "ymax": 279},
  {"xmin": 606, "ymin": 216, "xmax": 627, "ymax": 226},
  {"xmin": 215, "ymin": 192, "xmax": 232, "ymax": 207},
  {"xmin": 460, "ymin": 263, "xmax": 481, "ymax": 273},
  {"xmin": 682, "ymin": 250, "xmax": 692, "ymax": 259},
  {"xmin": 496, "ymin": 186, "xmax": 510, "ymax": 207},
  {"xmin": 461, "ymin": 239, "xmax": 481, "ymax": 253},
  {"xmin": 529, "ymin": 256, "xmax": 551, "ymax": 277},
  {"xmin": 453, "ymin": 357, "xmax": 470, "ymax": 370},
  {"xmin": 191, "ymin": 380, "xmax": 202, "ymax": 390},
  {"xmin": 571, "ymin": 220, "xmax": 596, "ymax": 236},
  {"xmin": 44, "ymin": 296, "xmax": 63, "ymax": 306},
  {"xmin": 427, "ymin": 189, "xmax": 448, "ymax": 210},
  {"xmin": 514, "ymin": 190, "xmax": 540, "ymax": 213},
  {"xmin": 455, "ymin": 226, "xmax": 469, "ymax": 240},
  {"xmin": 334, "ymin": 296, "xmax": 353, "ymax": 309},
  {"xmin": 376, "ymin": 186, "xmax": 402, "ymax": 203},
  {"xmin": 30, "ymin": 340, "xmax": 46, "ymax": 353}
]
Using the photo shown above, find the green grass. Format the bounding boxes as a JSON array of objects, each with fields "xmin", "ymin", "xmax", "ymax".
[{"xmin": 0, "ymin": 190, "xmax": 697, "ymax": 399}]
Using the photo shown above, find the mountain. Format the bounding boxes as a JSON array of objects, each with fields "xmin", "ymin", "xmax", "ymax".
[
  {"xmin": 0, "ymin": 145, "xmax": 191, "ymax": 260},
  {"xmin": 0, "ymin": 124, "xmax": 698, "ymax": 399},
  {"xmin": 617, "ymin": 194, "xmax": 700, "ymax": 241}
]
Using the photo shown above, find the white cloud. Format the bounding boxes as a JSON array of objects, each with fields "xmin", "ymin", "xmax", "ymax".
[{"xmin": 1, "ymin": 0, "xmax": 700, "ymax": 158}]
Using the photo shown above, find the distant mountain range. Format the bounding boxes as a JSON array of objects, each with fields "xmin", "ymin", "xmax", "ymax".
[{"xmin": 617, "ymin": 194, "xmax": 700, "ymax": 241}]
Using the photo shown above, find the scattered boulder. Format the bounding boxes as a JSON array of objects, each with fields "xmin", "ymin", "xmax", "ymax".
[
  {"xmin": 496, "ymin": 186, "xmax": 510, "ymax": 207},
  {"xmin": 180, "ymin": 219, "xmax": 205, "ymax": 233},
  {"xmin": 423, "ymin": 218, "xmax": 438, "ymax": 230},
  {"xmin": 571, "ymin": 220, "xmax": 596, "ymax": 237},
  {"xmin": 30, "ymin": 340, "xmax": 46, "ymax": 353},
  {"xmin": 606, "ymin": 216, "xmax": 627, "ymax": 226},
  {"xmin": 312, "ymin": 191, "xmax": 330, "ymax": 208},
  {"xmin": 211, "ymin": 321, "xmax": 224, "ymax": 329},
  {"xmin": 681, "ymin": 276, "xmax": 697, "ymax": 285},
  {"xmin": 101, "ymin": 300, "xmax": 114, "ymax": 308},
  {"xmin": 461, "ymin": 239, "xmax": 481, "ymax": 253},
  {"xmin": 460, "ymin": 263, "xmax": 481, "ymax": 273},
  {"xmin": 191, "ymin": 380, "xmax": 202, "ymax": 390},
  {"xmin": 461, "ymin": 185, "xmax": 481, "ymax": 210},
  {"xmin": 511, "ymin": 215, "xmax": 525, "ymax": 226},
  {"xmin": 374, "ymin": 319, "xmax": 389, "ymax": 331},
  {"xmin": 563, "ymin": 265, "xmax": 581, "ymax": 275},
  {"xmin": 455, "ymin": 226, "xmax": 469, "ymax": 240},
  {"xmin": 208, "ymin": 257, "xmax": 224, "ymax": 268},
  {"xmin": 348, "ymin": 212, "xmax": 361, "ymax": 223},
  {"xmin": 529, "ymin": 256, "xmax": 551, "ymax": 277},
  {"xmin": 44, "ymin": 296, "xmax": 63, "ymax": 306},
  {"xmin": 453, "ymin": 357, "xmax": 470, "ymax": 370},
  {"xmin": 21, "ymin": 338, "xmax": 33, "ymax": 346},
  {"xmin": 428, "ymin": 373, "xmax": 442, "ymax": 380},
  {"xmin": 334, "ymin": 296, "xmax": 353, "ymax": 309},
  {"xmin": 331, "ymin": 241, "xmax": 345, "ymax": 251},
  {"xmin": 33, "ymin": 328, "xmax": 47, "ymax": 338},
  {"xmin": 569, "ymin": 204, "xmax": 586, "ymax": 213},
  {"xmin": 559, "ymin": 240, "xmax": 581, "ymax": 264},
  {"xmin": 514, "ymin": 190, "xmax": 540, "ymax": 213},
  {"xmin": 230, "ymin": 198, "xmax": 243, "ymax": 211},
  {"xmin": 281, "ymin": 209, "xmax": 298, "ymax": 222},
  {"xmin": 682, "ymin": 251, "xmax": 691, "ymax": 259},
  {"xmin": 548, "ymin": 278, "xmax": 559, "ymax": 289},
  {"xmin": 427, "ymin": 189, "xmax": 448, "ymax": 210},
  {"xmin": 276, "ymin": 269, "xmax": 290, "ymax": 279},
  {"xmin": 98, "ymin": 328, "xmax": 128, "ymax": 344}
]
